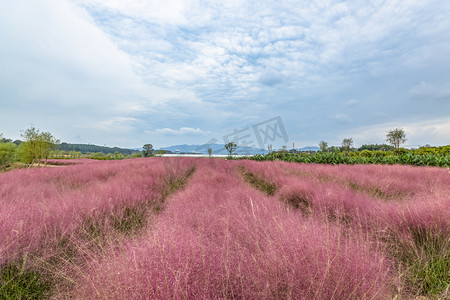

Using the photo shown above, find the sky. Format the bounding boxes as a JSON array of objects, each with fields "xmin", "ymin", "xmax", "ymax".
[{"xmin": 1, "ymin": 0, "xmax": 450, "ymax": 149}]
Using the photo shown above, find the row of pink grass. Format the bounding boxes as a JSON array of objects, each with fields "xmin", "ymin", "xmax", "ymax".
[
  {"xmin": 1, "ymin": 158, "xmax": 448, "ymax": 298},
  {"xmin": 0, "ymin": 158, "xmax": 194, "ymax": 265},
  {"xmin": 240, "ymin": 160, "xmax": 450, "ymax": 240},
  {"xmin": 76, "ymin": 159, "xmax": 396, "ymax": 299}
]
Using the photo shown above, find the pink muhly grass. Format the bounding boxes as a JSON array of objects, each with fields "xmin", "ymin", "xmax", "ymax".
[
  {"xmin": 0, "ymin": 158, "xmax": 174, "ymax": 265},
  {"xmin": 283, "ymin": 162, "xmax": 450, "ymax": 201},
  {"xmin": 2, "ymin": 157, "xmax": 447, "ymax": 298},
  {"xmin": 238, "ymin": 160, "xmax": 449, "ymax": 229},
  {"xmin": 78, "ymin": 159, "xmax": 393, "ymax": 299}
]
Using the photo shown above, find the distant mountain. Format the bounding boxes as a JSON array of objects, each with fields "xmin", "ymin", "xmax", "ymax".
[
  {"xmin": 158, "ymin": 144, "xmax": 321, "ymax": 155},
  {"xmin": 57, "ymin": 143, "xmax": 319, "ymax": 156},
  {"xmin": 159, "ymin": 144, "xmax": 269, "ymax": 155},
  {"xmin": 58, "ymin": 143, "xmax": 140, "ymax": 155},
  {"xmin": 297, "ymin": 146, "xmax": 320, "ymax": 152}
]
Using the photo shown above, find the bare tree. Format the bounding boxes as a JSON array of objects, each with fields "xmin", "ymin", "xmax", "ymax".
[{"xmin": 386, "ymin": 128, "xmax": 407, "ymax": 150}]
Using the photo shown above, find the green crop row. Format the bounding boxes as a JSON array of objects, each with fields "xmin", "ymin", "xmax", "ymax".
[{"xmin": 246, "ymin": 152, "xmax": 450, "ymax": 167}]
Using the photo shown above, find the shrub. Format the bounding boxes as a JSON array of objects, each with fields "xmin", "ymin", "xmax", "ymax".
[{"xmin": 0, "ymin": 142, "xmax": 17, "ymax": 169}]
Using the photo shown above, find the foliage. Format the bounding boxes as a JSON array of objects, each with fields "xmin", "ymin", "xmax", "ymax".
[
  {"xmin": 327, "ymin": 145, "xmax": 341, "ymax": 152},
  {"xmin": 319, "ymin": 140, "xmax": 328, "ymax": 152},
  {"xmin": 19, "ymin": 126, "xmax": 59, "ymax": 165},
  {"xmin": 358, "ymin": 143, "xmax": 395, "ymax": 151},
  {"xmin": 154, "ymin": 150, "xmax": 166, "ymax": 156},
  {"xmin": 341, "ymin": 137, "xmax": 353, "ymax": 152},
  {"xmin": 142, "ymin": 144, "xmax": 154, "ymax": 157},
  {"xmin": 0, "ymin": 142, "xmax": 17, "ymax": 169},
  {"xmin": 415, "ymin": 145, "xmax": 450, "ymax": 156},
  {"xmin": 224, "ymin": 142, "xmax": 237, "ymax": 156},
  {"xmin": 59, "ymin": 142, "xmax": 138, "ymax": 155},
  {"xmin": 17, "ymin": 142, "xmax": 34, "ymax": 164},
  {"xmin": 131, "ymin": 152, "xmax": 143, "ymax": 158},
  {"xmin": 246, "ymin": 149, "xmax": 450, "ymax": 167},
  {"xmin": 359, "ymin": 149, "xmax": 372, "ymax": 157},
  {"xmin": 47, "ymin": 150, "xmax": 143, "ymax": 160},
  {"xmin": 386, "ymin": 128, "xmax": 407, "ymax": 150},
  {"xmin": 110, "ymin": 151, "xmax": 124, "ymax": 160}
]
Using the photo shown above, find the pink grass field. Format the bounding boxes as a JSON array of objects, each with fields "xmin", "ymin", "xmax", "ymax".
[{"xmin": 1, "ymin": 158, "xmax": 449, "ymax": 299}]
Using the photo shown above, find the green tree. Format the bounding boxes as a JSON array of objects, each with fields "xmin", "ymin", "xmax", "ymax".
[
  {"xmin": 142, "ymin": 144, "xmax": 154, "ymax": 157},
  {"xmin": 155, "ymin": 150, "xmax": 166, "ymax": 156},
  {"xmin": 225, "ymin": 142, "xmax": 237, "ymax": 157},
  {"xmin": 131, "ymin": 152, "xmax": 142, "ymax": 158},
  {"xmin": 386, "ymin": 128, "xmax": 407, "ymax": 150},
  {"xmin": 319, "ymin": 141, "xmax": 328, "ymax": 152},
  {"xmin": 19, "ymin": 126, "xmax": 59, "ymax": 165},
  {"xmin": 0, "ymin": 142, "xmax": 17, "ymax": 170},
  {"xmin": 341, "ymin": 138, "xmax": 353, "ymax": 152},
  {"xmin": 208, "ymin": 148, "xmax": 212, "ymax": 157},
  {"xmin": 69, "ymin": 151, "xmax": 81, "ymax": 158},
  {"xmin": 328, "ymin": 146, "xmax": 340, "ymax": 152},
  {"xmin": 112, "ymin": 151, "xmax": 121, "ymax": 160},
  {"xmin": 17, "ymin": 142, "xmax": 34, "ymax": 165},
  {"xmin": 358, "ymin": 144, "xmax": 394, "ymax": 151}
]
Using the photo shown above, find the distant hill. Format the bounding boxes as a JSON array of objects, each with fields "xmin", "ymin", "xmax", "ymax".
[
  {"xmin": 297, "ymin": 146, "xmax": 320, "ymax": 152},
  {"xmin": 159, "ymin": 144, "xmax": 269, "ymax": 155},
  {"xmin": 58, "ymin": 143, "xmax": 140, "ymax": 155},
  {"xmin": 159, "ymin": 144, "xmax": 320, "ymax": 155},
  {"xmin": 57, "ymin": 143, "xmax": 319, "ymax": 156}
]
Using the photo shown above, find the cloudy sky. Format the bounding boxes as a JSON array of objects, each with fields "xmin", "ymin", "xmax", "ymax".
[{"xmin": 1, "ymin": 0, "xmax": 450, "ymax": 149}]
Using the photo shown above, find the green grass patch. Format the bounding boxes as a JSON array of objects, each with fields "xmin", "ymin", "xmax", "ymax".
[
  {"xmin": 161, "ymin": 166, "xmax": 196, "ymax": 201},
  {"xmin": 112, "ymin": 205, "xmax": 148, "ymax": 235},
  {"xmin": 394, "ymin": 227, "xmax": 450, "ymax": 297},
  {"xmin": 0, "ymin": 264, "xmax": 51, "ymax": 300},
  {"xmin": 238, "ymin": 166, "xmax": 277, "ymax": 196},
  {"xmin": 281, "ymin": 193, "xmax": 312, "ymax": 215},
  {"xmin": 410, "ymin": 253, "xmax": 450, "ymax": 296}
]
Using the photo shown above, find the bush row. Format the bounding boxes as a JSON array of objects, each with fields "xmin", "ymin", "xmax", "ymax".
[{"xmin": 246, "ymin": 151, "xmax": 450, "ymax": 167}]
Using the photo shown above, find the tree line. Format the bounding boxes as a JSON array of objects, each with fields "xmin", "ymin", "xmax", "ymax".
[
  {"xmin": 0, "ymin": 127, "xmax": 150, "ymax": 170},
  {"xmin": 0, "ymin": 127, "xmax": 60, "ymax": 169},
  {"xmin": 2, "ymin": 126, "xmax": 448, "ymax": 170},
  {"xmin": 317, "ymin": 128, "xmax": 407, "ymax": 153}
]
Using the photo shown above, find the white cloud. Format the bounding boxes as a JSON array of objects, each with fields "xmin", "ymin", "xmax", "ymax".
[
  {"xmin": 409, "ymin": 81, "xmax": 450, "ymax": 99},
  {"xmin": 2, "ymin": 0, "xmax": 450, "ymax": 147},
  {"xmin": 150, "ymin": 127, "xmax": 210, "ymax": 136},
  {"xmin": 330, "ymin": 113, "xmax": 351, "ymax": 123},
  {"xmin": 340, "ymin": 117, "xmax": 450, "ymax": 147},
  {"xmin": 78, "ymin": 0, "xmax": 192, "ymax": 26},
  {"xmin": 344, "ymin": 99, "xmax": 358, "ymax": 107},
  {"xmin": 90, "ymin": 117, "xmax": 141, "ymax": 133}
]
